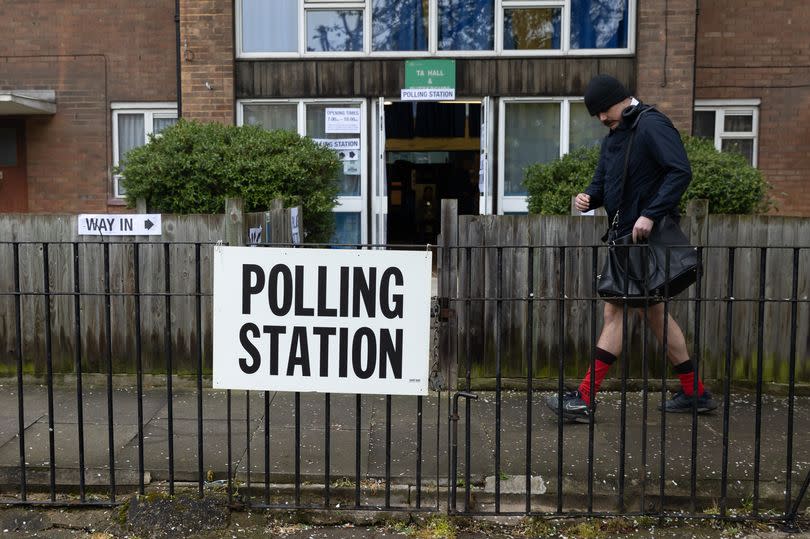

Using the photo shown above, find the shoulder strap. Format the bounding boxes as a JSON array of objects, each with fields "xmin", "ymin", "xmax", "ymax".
[{"xmin": 606, "ymin": 130, "xmax": 636, "ymax": 234}]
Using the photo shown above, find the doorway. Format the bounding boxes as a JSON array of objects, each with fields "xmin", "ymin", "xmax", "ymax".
[
  {"xmin": 383, "ymin": 102, "xmax": 481, "ymax": 245},
  {"xmin": 0, "ymin": 120, "xmax": 27, "ymax": 212}
]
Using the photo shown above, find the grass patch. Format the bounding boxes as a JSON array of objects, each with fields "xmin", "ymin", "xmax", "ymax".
[{"xmin": 415, "ymin": 515, "xmax": 457, "ymax": 539}]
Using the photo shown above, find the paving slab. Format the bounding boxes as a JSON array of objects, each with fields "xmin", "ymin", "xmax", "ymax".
[{"xmin": 0, "ymin": 379, "xmax": 806, "ymax": 510}]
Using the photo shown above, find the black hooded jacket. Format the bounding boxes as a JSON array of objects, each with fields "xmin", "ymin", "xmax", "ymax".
[{"xmin": 584, "ymin": 102, "xmax": 692, "ymax": 236}]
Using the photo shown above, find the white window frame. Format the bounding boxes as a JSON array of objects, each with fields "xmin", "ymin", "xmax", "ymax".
[
  {"xmin": 237, "ymin": 98, "xmax": 369, "ymax": 244},
  {"xmin": 111, "ymin": 102, "xmax": 178, "ymax": 199},
  {"xmin": 694, "ymin": 99, "xmax": 760, "ymax": 167},
  {"xmin": 236, "ymin": 0, "xmax": 635, "ymax": 58},
  {"xmin": 498, "ymin": 96, "xmax": 603, "ymax": 214}
]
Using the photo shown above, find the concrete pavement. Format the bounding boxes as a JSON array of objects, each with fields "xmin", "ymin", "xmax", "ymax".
[{"xmin": 0, "ymin": 376, "xmax": 807, "ymax": 513}]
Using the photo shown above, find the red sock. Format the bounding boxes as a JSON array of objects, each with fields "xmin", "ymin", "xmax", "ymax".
[
  {"xmin": 578, "ymin": 348, "xmax": 617, "ymax": 405},
  {"xmin": 674, "ymin": 360, "xmax": 705, "ymax": 396}
]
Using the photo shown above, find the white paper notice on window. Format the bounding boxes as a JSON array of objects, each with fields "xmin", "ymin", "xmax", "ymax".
[
  {"xmin": 312, "ymin": 138, "xmax": 360, "ymax": 162},
  {"xmin": 325, "ymin": 108, "xmax": 361, "ymax": 133}
]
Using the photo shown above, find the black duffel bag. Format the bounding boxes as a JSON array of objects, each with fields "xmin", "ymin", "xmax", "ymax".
[{"xmin": 597, "ymin": 215, "xmax": 698, "ymax": 306}]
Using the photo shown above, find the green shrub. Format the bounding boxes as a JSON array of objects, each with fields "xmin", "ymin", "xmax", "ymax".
[
  {"xmin": 681, "ymin": 136, "xmax": 770, "ymax": 214},
  {"xmin": 525, "ymin": 136, "xmax": 770, "ymax": 215},
  {"xmin": 525, "ymin": 145, "xmax": 600, "ymax": 215},
  {"xmin": 119, "ymin": 120, "xmax": 341, "ymax": 243}
]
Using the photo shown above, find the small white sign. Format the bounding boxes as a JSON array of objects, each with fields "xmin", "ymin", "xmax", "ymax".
[
  {"xmin": 78, "ymin": 214, "xmax": 161, "ymax": 236},
  {"xmin": 313, "ymin": 138, "xmax": 360, "ymax": 152},
  {"xmin": 344, "ymin": 160, "xmax": 360, "ymax": 175},
  {"xmin": 290, "ymin": 208, "xmax": 301, "ymax": 245},
  {"xmin": 401, "ymin": 88, "xmax": 456, "ymax": 101},
  {"xmin": 248, "ymin": 226, "xmax": 263, "ymax": 244},
  {"xmin": 325, "ymin": 108, "xmax": 361, "ymax": 133},
  {"xmin": 213, "ymin": 246, "xmax": 432, "ymax": 395}
]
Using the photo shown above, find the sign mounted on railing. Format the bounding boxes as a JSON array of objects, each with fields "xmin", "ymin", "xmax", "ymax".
[
  {"xmin": 78, "ymin": 214, "xmax": 161, "ymax": 235},
  {"xmin": 213, "ymin": 246, "xmax": 432, "ymax": 395}
]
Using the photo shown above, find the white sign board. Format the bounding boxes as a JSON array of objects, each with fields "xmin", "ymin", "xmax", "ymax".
[
  {"xmin": 213, "ymin": 247, "xmax": 432, "ymax": 395},
  {"xmin": 401, "ymin": 88, "xmax": 456, "ymax": 101},
  {"xmin": 78, "ymin": 214, "xmax": 161, "ymax": 236},
  {"xmin": 325, "ymin": 108, "xmax": 361, "ymax": 133}
]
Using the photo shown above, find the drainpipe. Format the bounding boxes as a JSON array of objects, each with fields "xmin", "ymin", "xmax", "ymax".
[
  {"xmin": 175, "ymin": 0, "xmax": 183, "ymax": 119},
  {"xmin": 691, "ymin": 0, "xmax": 700, "ymax": 134}
]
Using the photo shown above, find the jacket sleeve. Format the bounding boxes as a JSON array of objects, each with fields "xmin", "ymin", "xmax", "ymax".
[
  {"xmin": 639, "ymin": 114, "xmax": 692, "ymax": 221},
  {"xmin": 584, "ymin": 139, "xmax": 607, "ymax": 210}
]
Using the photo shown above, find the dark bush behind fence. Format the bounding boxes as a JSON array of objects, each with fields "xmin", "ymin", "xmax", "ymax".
[{"xmin": 0, "ymin": 201, "xmax": 808, "ymax": 526}]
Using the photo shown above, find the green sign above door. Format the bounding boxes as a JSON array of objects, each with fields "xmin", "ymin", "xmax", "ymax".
[{"xmin": 404, "ymin": 59, "xmax": 456, "ymax": 89}]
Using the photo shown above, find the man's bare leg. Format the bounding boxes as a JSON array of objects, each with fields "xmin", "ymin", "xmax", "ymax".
[{"xmin": 641, "ymin": 303, "xmax": 690, "ymax": 366}]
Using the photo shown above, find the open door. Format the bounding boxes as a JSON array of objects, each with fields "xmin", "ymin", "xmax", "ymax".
[
  {"xmin": 479, "ymin": 97, "xmax": 494, "ymax": 214},
  {"xmin": 371, "ymin": 97, "xmax": 387, "ymax": 245}
]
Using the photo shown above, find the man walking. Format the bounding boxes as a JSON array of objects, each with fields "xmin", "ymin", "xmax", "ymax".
[{"xmin": 546, "ymin": 74, "xmax": 717, "ymax": 423}]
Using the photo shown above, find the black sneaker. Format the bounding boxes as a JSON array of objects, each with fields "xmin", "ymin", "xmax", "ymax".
[
  {"xmin": 545, "ymin": 390, "xmax": 594, "ymax": 423},
  {"xmin": 658, "ymin": 390, "xmax": 718, "ymax": 413}
]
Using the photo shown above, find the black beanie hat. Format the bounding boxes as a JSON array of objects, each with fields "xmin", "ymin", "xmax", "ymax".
[{"xmin": 584, "ymin": 74, "xmax": 630, "ymax": 116}]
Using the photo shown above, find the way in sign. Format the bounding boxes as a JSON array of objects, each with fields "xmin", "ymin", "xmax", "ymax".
[
  {"xmin": 84, "ymin": 216, "xmax": 133, "ymax": 232},
  {"xmin": 78, "ymin": 213, "xmax": 162, "ymax": 236}
]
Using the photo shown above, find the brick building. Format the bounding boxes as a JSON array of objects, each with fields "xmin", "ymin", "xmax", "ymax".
[{"xmin": 1, "ymin": 0, "xmax": 807, "ymax": 242}]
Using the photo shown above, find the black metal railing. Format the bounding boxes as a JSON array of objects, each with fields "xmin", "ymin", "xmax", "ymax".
[
  {"xmin": 443, "ymin": 243, "xmax": 808, "ymax": 526},
  {"xmin": 0, "ymin": 240, "xmax": 807, "ymax": 528}
]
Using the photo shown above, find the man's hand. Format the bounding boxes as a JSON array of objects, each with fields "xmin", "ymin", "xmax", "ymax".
[
  {"xmin": 574, "ymin": 193, "xmax": 591, "ymax": 212},
  {"xmin": 632, "ymin": 216, "xmax": 654, "ymax": 243}
]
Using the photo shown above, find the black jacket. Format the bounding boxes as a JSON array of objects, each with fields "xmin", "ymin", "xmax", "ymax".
[{"xmin": 585, "ymin": 103, "xmax": 692, "ymax": 236}]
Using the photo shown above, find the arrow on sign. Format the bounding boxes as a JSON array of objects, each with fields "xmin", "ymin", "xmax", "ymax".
[{"xmin": 144, "ymin": 219, "xmax": 155, "ymax": 230}]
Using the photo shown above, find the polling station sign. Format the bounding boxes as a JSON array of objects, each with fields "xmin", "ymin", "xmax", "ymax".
[{"xmin": 213, "ymin": 246, "xmax": 432, "ymax": 395}]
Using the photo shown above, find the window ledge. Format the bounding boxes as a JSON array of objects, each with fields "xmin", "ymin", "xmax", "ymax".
[{"xmin": 107, "ymin": 197, "xmax": 128, "ymax": 206}]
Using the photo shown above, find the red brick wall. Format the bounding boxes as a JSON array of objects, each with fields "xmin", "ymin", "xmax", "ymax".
[
  {"xmin": 635, "ymin": 0, "xmax": 698, "ymax": 133},
  {"xmin": 0, "ymin": 0, "xmax": 177, "ymax": 213},
  {"xmin": 695, "ymin": 0, "xmax": 810, "ymax": 216},
  {"xmin": 180, "ymin": 0, "xmax": 234, "ymax": 124}
]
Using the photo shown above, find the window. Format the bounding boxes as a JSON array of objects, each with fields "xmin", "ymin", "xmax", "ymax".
[
  {"xmin": 693, "ymin": 100, "xmax": 759, "ymax": 166},
  {"xmin": 237, "ymin": 99, "xmax": 367, "ymax": 244},
  {"xmin": 112, "ymin": 103, "xmax": 178, "ymax": 198},
  {"xmin": 236, "ymin": 0, "xmax": 634, "ymax": 57},
  {"xmin": 499, "ymin": 98, "xmax": 607, "ymax": 213}
]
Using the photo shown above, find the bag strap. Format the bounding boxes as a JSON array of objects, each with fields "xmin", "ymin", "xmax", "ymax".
[
  {"xmin": 604, "ymin": 105, "xmax": 660, "ymax": 236},
  {"xmin": 604, "ymin": 130, "xmax": 636, "ymax": 239}
]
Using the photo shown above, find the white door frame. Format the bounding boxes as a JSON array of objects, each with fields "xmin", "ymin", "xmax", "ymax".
[{"xmin": 371, "ymin": 97, "xmax": 388, "ymax": 245}]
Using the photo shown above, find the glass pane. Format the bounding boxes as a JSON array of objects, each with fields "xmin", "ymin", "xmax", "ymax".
[
  {"xmin": 724, "ymin": 114, "xmax": 753, "ymax": 132},
  {"xmin": 306, "ymin": 104, "xmax": 362, "ymax": 196},
  {"xmin": 571, "ymin": 0, "xmax": 628, "ymax": 49},
  {"xmin": 372, "ymin": 0, "xmax": 428, "ymax": 51},
  {"xmin": 503, "ymin": 8, "xmax": 561, "ymax": 50},
  {"xmin": 153, "ymin": 116, "xmax": 178, "ymax": 134},
  {"xmin": 693, "ymin": 110, "xmax": 715, "ymax": 139},
  {"xmin": 117, "ymin": 114, "xmax": 145, "ymax": 168},
  {"xmin": 0, "ymin": 128, "xmax": 16, "ymax": 166},
  {"xmin": 307, "ymin": 10, "xmax": 364, "ymax": 52},
  {"xmin": 503, "ymin": 103, "xmax": 560, "ymax": 196},
  {"xmin": 244, "ymin": 104, "xmax": 298, "ymax": 132},
  {"xmin": 569, "ymin": 102, "xmax": 607, "ymax": 150},
  {"xmin": 438, "ymin": 0, "xmax": 494, "ymax": 51},
  {"xmin": 721, "ymin": 138, "xmax": 754, "ymax": 165},
  {"xmin": 242, "ymin": 0, "xmax": 298, "ymax": 53},
  {"xmin": 332, "ymin": 211, "xmax": 362, "ymax": 245}
]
